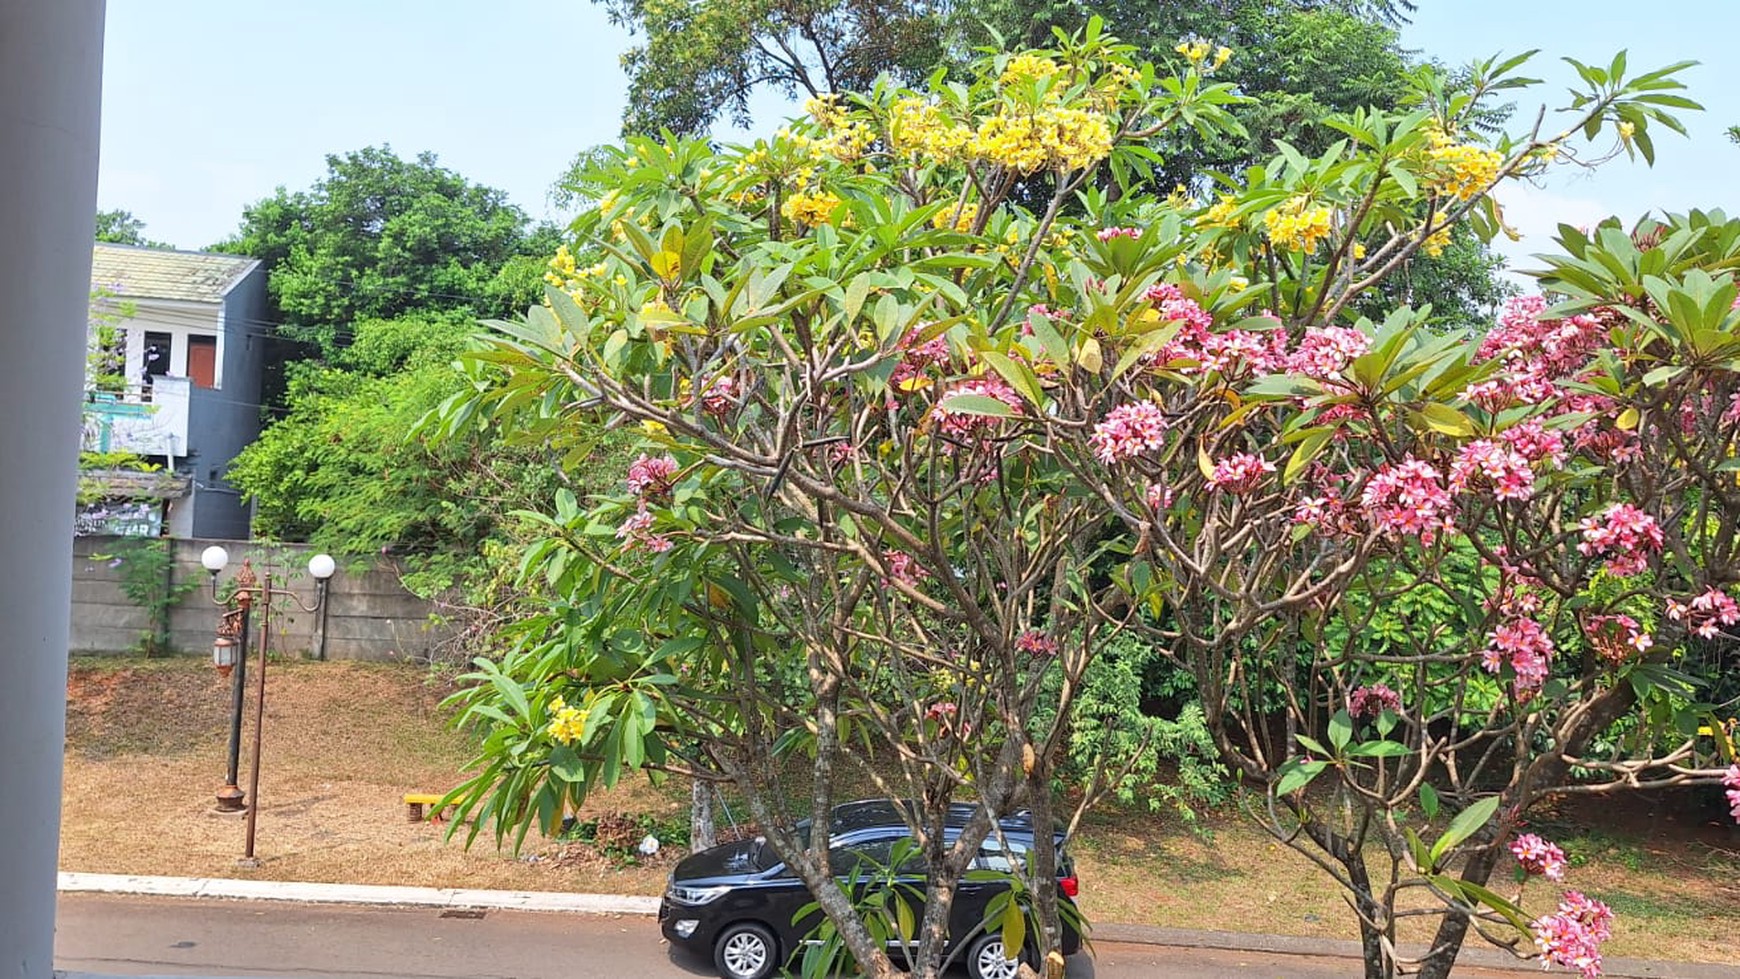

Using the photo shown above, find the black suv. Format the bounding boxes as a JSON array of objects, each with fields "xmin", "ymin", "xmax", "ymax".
[{"xmin": 659, "ymin": 800, "xmax": 1082, "ymax": 979}]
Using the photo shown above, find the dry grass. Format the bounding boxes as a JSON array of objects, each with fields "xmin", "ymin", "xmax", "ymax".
[
  {"xmin": 61, "ymin": 657, "xmax": 1740, "ymax": 965},
  {"xmin": 61, "ymin": 657, "xmax": 681, "ymax": 895},
  {"xmin": 1067, "ymin": 802, "xmax": 1740, "ymax": 964}
]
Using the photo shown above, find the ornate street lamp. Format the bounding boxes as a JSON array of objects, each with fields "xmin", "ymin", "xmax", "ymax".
[
  {"xmin": 203, "ymin": 546, "xmax": 255, "ymax": 813},
  {"xmin": 202, "ymin": 547, "xmax": 335, "ymax": 861}
]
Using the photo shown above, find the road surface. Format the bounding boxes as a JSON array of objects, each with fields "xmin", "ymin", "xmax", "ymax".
[{"xmin": 55, "ymin": 893, "xmax": 1530, "ymax": 979}]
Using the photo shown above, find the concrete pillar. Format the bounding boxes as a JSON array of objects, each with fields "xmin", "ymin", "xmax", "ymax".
[{"xmin": 0, "ymin": 4, "xmax": 106, "ymax": 978}]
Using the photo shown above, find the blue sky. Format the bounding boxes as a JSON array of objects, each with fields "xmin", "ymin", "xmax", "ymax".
[{"xmin": 102, "ymin": 1, "xmax": 1736, "ymax": 268}]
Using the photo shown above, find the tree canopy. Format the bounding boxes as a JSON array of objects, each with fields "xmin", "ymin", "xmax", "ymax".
[
  {"xmin": 94, "ymin": 208, "xmax": 170, "ymax": 249},
  {"xmin": 215, "ymin": 146, "xmax": 558, "ymax": 358},
  {"xmin": 439, "ymin": 22, "xmax": 1724, "ymax": 979}
]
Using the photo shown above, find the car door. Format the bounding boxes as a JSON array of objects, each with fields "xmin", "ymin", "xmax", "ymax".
[{"xmin": 783, "ymin": 833, "xmax": 903, "ymax": 962}]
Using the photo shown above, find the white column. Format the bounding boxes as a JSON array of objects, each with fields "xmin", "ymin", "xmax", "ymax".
[{"xmin": 0, "ymin": 4, "xmax": 106, "ymax": 978}]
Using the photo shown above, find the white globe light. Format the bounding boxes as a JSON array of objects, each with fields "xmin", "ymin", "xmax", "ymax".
[
  {"xmin": 307, "ymin": 553, "xmax": 337, "ymax": 580},
  {"xmin": 200, "ymin": 545, "xmax": 229, "ymax": 573}
]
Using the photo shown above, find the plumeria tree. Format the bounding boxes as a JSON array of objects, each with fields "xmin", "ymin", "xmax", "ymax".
[{"xmin": 437, "ymin": 23, "xmax": 1733, "ymax": 979}]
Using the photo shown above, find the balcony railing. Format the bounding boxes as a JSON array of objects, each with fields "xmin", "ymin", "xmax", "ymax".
[{"xmin": 82, "ymin": 376, "xmax": 189, "ymax": 457}]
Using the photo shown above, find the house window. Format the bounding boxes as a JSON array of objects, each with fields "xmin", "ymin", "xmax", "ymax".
[
  {"xmin": 187, "ymin": 335, "xmax": 217, "ymax": 389},
  {"xmin": 141, "ymin": 331, "xmax": 172, "ymax": 385}
]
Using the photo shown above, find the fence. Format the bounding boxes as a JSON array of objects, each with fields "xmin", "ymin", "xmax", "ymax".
[{"xmin": 71, "ymin": 535, "xmax": 455, "ymax": 662}]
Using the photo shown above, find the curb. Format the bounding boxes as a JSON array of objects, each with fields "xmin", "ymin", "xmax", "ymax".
[
  {"xmin": 58, "ymin": 873, "xmax": 1731, "ymax": 979},
  {"xmin": 56, "ymin": 872, "xmax": 660, "ymax": 916}
]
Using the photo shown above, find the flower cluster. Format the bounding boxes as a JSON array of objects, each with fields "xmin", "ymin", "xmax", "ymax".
[
  {"xmin": 932, "ymin": 200, "xmax": 980, "ymax": 232},
  {"xmin": 884, "ymin": 550, "xmax": 929, "ymax": 586},
  {"xmin": 1016, "ymin": 630, "xmax": 1059, "ymax": 656},
  {"xmin": 1096, "ymin": 226, "xmax": 1140, "ymax": 241},
  {"xmin": 1348, "ymin": 683, "xmax": 1401, "ymax": 719},
  {"xmin": 1532, "ymin": 891, "xmax": 1613, "ymax": 979},
  {"xmin": 781, "ymin": 189, "xmax": 842, "ymax": 227},
  {"xmin": 1359, "ymin": 457, "xmax": 1455, "ymax": 544},
  {"xmin": 615, "ymin": 506, "xmax": 670, "ymax": 553},
  {"xmin": 1264, "ymin": 196, "xmax": 1334, "ymax": 252},
  {"xmin": 889, "ymin": 97, "xmax": 974, "ymax": 163},
  {"xmin": 970, "ymin": 106, "xmax": 1114, "ymax": 173},
  {"xmin": 1287, "ymin": 326, "xmax": 1370, "ymax": 378},
  {"xmin": 932, "ymin": 376, "xmax": 1024, "ymax": 443},
  {"xmin": 1501, "ymin": 420, "xmax": 1568, "ymax": 469},
  {"xmin": 1511, "ymin": 833, "xmax": 1568, "ymax": 882},
  {"xmin": 1482, "ymin": 616, "xmax": 1554, "ymax": 697},
  {"xmin": 698, "ymin": 375, "xmax": 737, "ymax": 416},
  {"xmin": 1575, "ymin": 503, "xmax": 1662, "ymax": 577},
  {"xmin": 1196, "ymin": 195, "xmax": 1241, "ymax": 230},
  {"xmin": 1474, "ymin": 296, "xmax": 1607, "ymax": 392},
  {"xmin": 1723, "ymin": 763, "xmax": 1740, "ymax": 823},
  {"xmin": 1090, "ymin": 401, "xmax": 1169, "ymax": 463},
  {"xmin": 1665, "ymin": 587, "xmax": 1740, "ymax": 639},
  {"xmin": 924, "ymin": 700, "xmax": 958, "ymax": 722},
  {"xmin": 1424, "ymin": 137, "xmax": 1504, "ymax": 201},
  {"xmin": 625, "ymin": 453, "xmax": 679, "ymax": 498},
  {"xmin": 1294, "ymin": 490, "xmax": 1351, "ymax": 535},
  {"xmin": 546, "ymin": 696, "xmax": 586, "ymax": 745},
  {"xmin": 1449, "ymin": 439, "xmax": 1536, "ymax": 501},
  {"xmin": 1144, "ymin": 283, "xmax": 1215, "ymax": 336},
  {"xmin": 1207, "ymin": 452, "xmax": 1274, "ymax": 494},
  {"xmin": 999, "ymin": 53, "xmax": 1061, "ymax": 86},
  {"xmin": 1173, "ymin": 38, "xmax": 1232, "ymax": 72},
  {"xmin": 1583, "ymin": 614, "xmax": 1653, "ymax": 664},
  {"xmin": 891, "ymin": 327, "xmax": 953, "ymax": 390}
]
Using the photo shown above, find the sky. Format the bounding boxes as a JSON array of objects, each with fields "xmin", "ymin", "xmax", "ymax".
[{"xmin": 101, "ymin": 1, "xmax": 1738, "ymax": 271}]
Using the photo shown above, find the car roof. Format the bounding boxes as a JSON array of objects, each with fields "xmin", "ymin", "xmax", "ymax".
[{"xmin": 826, "ymin": 799, "xmax": 1056, "ymax": 840}]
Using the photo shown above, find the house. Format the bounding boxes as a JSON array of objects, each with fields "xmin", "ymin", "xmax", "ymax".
[{"xmin": 81, "ymin": 243, "xmax": 269, "ymax": 539}]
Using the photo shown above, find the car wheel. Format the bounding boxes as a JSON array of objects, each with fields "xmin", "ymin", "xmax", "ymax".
[
  {"xmin": 965, "ymin": 932, "xmax": 1029, "ymax": 979},
  {"xmin": 713, "ymin": 922, "xmax": 778, "ymax": 979}
]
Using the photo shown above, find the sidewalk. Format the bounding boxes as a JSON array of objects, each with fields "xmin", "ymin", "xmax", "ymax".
[{"xmin": 58, "ymin": 872, "xmax": 1734, "ymax": 979}]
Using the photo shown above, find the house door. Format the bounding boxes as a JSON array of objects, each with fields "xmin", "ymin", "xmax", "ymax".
[{"xmin": 187, "ymin": 335, "xmax": 217, "ymax": 389}]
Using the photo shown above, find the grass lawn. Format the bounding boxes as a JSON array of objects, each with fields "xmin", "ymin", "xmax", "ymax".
[{"xmin": 60, "ymin": 657, "xmax": 1740, "ymax": 965}]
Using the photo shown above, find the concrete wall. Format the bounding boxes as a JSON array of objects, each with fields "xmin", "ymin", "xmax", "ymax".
[{"xmin": 71, "ymin": 535, "xmax": 457, "ymax": 662}]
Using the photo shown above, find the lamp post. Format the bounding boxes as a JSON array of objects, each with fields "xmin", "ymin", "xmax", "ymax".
[
  {"xmin": 201, "ymin": 547, "xmax": 335, "ymax": 863},
  {"xmin": 202, "ymin": 545, "xmax": 256, "ymax": 813}
]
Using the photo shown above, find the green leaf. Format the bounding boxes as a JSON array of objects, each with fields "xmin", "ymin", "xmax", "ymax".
[
  {"xmin": 1000, "ymin": 893, "xmax": 1026, "ymax": 956},
  {"xmin": 1429, "ymin": 795, "xmax": 1500, "ymax": 866},
  {"xmin": 1348, "ymin": 740, "xmax": 1410, "ymax": 758},
  {"xmin": 1328, "ymin": 710, "xmax": 1353, "ymax": 752},
  {"xmin": 549, "ymin": 743, "xmax": 586, "ymax": 782},
  {"xmin": 1274, "ymin": 758, "xmax": 1329, "ymax": 795},
  {"xmin": 940, "ymin": 393, "xmax": 1018, "ymax": 418},
  {"xmin": 1412, "ymin": 402, "xmax": 1475, "ymax": 437}
]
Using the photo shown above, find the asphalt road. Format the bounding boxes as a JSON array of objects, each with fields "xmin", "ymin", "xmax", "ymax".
[{"xmin": 55, "ymin": 893, "xmax": 1532, "ymax": 979}]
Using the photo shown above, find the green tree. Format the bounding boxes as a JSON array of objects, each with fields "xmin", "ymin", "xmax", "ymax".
[
  {"xmin": 441, "ymin": 27, "xmax": 1715, "ymax": 979},
  {"xmin": 94, "ymin": 208, "xmax": 171, "ymax": 248},
  {"xmin": 600, "ymin": 0, "xmax": 951, "ymax": 136},
  {"xmin": 227, "ymin": 311, "xmax": 624, "ymax": 613},
  {"xmin": 215, "ymin": 146, "xmax": 558, "ymax": 358}
]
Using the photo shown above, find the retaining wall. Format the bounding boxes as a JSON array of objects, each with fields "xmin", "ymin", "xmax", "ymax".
[{"xmin": 71, "ymin": 535, "xmax": 455, "ymax": 661}]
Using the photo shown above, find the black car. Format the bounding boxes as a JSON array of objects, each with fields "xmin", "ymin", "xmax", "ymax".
[{"xmin": 659, "ymin": 800, "xmax": 1082, "ymax": 979}]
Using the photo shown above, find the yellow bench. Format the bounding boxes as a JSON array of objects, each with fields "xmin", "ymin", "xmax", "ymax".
[{"xmin": 403, "ymin": 793, "xmax": 451, "ymax": 823}]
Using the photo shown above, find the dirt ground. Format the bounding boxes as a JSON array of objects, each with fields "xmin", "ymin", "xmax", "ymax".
[{"xmin": 60, "ymin": 657, "xmax": 1740, "ymax": 965}]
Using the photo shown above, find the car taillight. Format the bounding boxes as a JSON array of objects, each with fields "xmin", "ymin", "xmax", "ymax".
[{"xmin": 1059, "ymin": 875, "xmax": 1079, "ymax": 898}]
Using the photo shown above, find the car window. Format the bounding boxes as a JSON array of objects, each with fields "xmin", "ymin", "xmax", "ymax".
[
  {"xmin": 974, "ymin": 839, "xmax": 1030, "ymax": 873},
  {"xmin": 832, "ymin": 836, "xmax": 896, "ymax": 877}
]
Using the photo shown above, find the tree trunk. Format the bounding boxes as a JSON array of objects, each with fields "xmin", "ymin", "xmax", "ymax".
[
  {"xmin": 690, "ymin": 778, "xmax": 715, "ymax": 851},
  {"xmin": 1415, "ymin": 846, "xmax": 1499, "ymax": 979},
  {"xmin": 1344, "ymin": 856, "xmax": 1394, "ymax": 979}
]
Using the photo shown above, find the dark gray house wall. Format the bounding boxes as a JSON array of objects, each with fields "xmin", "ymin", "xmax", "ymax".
[{"xmin": 184, "ymin": 266, "xmax": 268, "ymax": 539}]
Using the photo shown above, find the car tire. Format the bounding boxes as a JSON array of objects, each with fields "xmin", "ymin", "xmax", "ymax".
[
  {"xmin": 712, "ymin": 922, "xmax": 778, "ymax": 979},
  {"xmin": 965, "ymin": 932, "xmax": 1031, "ymax": 979}
]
